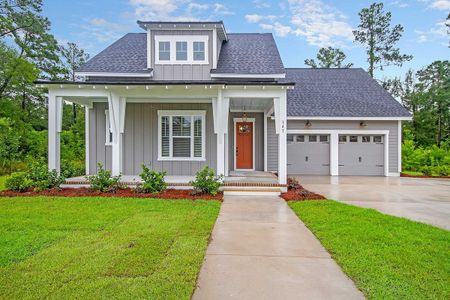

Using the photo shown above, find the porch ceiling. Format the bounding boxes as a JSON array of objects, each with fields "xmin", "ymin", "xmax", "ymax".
[{"xmin": 229, "ymin": 98, "xmax": 273, "ymax": 112}]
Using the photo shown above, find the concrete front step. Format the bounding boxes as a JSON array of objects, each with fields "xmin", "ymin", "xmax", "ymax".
[{"xmin": 222, "ymin": 187, "xmax": 282, "ymax": 196}]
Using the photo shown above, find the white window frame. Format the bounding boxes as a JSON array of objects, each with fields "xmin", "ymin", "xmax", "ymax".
[
  {"xmin": 105, "ymin": 109, "xmax": 112, "ymax": 146},
  {"xmin": 157, "ymin": 110, "xmax": 206, "ymax": 161},
  {"xmin": 154, "ymin": 35, "xmax": 209, "ymax": 65},
  {"xmin": 158, "ymin": 41, "xmax": 171, "ymax": 61}
]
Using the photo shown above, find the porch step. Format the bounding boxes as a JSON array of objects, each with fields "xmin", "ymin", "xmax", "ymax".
[{"xmin": 222, "ymin": 187, "xmax": 282, "ymax": 196}]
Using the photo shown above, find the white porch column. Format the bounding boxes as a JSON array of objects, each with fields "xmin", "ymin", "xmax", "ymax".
[
  {"xmin": 48, "ymin": 92, "xmax": 63, "ymax": 173},
  {"xmin": 330, "ymin": 132, "xmax": 339, "ymax": 176},
  {"xmin": 212, "ymin": 91, "xmax": 229, "ymax": 176},
  {"xmin": 108, "ymin": 93, "xmax": 126, "ymax": 176},
  {"xmin": 274, "ymin": 95, "xmax": 287, "ymax": 185}
]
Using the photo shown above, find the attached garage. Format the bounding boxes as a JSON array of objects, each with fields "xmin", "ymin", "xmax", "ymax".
[
  {"xmin": 338, "ymin": 135, "xmax": 384, "ymax": 176},
  {"xmin": 287, "ymin": 134, "xmax": 330, "ymax": 175}
]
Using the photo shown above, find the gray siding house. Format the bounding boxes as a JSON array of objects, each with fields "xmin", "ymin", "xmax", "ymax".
[{"xmin": 38, "ymin": 20, "xmax": 411, "ymax": 188}]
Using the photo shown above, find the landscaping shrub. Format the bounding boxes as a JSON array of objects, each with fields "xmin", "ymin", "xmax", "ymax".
[
  {"xmin": 5, "ymin": 172, "xmax": 32, "ymax": 192},
  {"xmin": 287, "ymin": 177, "xmax": 303, "ymax": 190},
  {"xmin": 86, "ymin": 163, "xmax": 121, "ymax": 192},
  {"xmin": 61, "ymin": 160, "xmax": 85, "ymax": 178},
  {"xmin": 402, "ymin": 139, "xmax": 450, "ymax": 175},
  {"xmin": 191, "ymin": 166, "xmax": 223, "ymax": 196},
  {"xmin": 27, "ymin": 161, "xmax": 65, "ymax": 191},
  {"xmin": 136, "ymin": 164, "xmax": 167, "ymax": 193}
]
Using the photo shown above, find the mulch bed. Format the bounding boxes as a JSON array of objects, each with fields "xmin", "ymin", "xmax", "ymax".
[
  {"xmin": 400, "ymin": 173, "xmax": 450, "ymax": 179},
  {"xmin": 0, "ymin": 187, "xmax": 223, "ymax": 201},
  {"xmin": 280, "ymin": 177, "xmax": 326, "ymax": 201}
]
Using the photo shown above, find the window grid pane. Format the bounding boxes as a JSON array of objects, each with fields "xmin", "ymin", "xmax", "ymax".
[
  {"xmin": 193, "ymin": 41, "xmax": 205, "ymax": 61},
  {"xmin": 176, "ymin": 41, "xmax": 187, "ymax": 60},
  {"xmin": 161, "ymin": 116, "xmax": 170, "ymax": 156},
  {"xmin": 159, "ymin": 42, "xmax": 170, "ymax": 61},
  {"xmin": 194, "ymin": 116, "xmax": 202, "ymax": 157}
]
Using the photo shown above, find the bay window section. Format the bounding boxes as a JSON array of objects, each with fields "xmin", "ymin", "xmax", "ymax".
[{"xmin": 158, "ymin": 111, "xmax": 205, "ymax": 160}]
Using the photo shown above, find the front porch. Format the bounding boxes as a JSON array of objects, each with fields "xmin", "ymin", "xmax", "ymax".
[{"xmin": 44, "ymin": 83, "xmax": 290, "ymax": 186}]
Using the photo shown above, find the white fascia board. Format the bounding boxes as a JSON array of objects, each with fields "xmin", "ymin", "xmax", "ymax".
[
  {"xmin": 210, "ymin": 73, "xmax": 286, "ymax": 79},
  {"xmin": 74, "ymin": 71, "xmax": 153, "ymax": 77},
  {"xmin": 286, "ymin": 116, "xmax": 413, "ymax": 121}
]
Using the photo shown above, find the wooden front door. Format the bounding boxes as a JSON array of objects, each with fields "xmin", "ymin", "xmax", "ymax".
[{"xmin": 235, "ymin": 122, "xmax": 253, "ymax": 169}]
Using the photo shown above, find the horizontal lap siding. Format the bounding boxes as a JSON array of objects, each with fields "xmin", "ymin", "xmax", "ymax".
[
  {"xmin": 267, "ymin": 118, "xmax": 278, "ymax": 171},
  {"xmin": 286, "ymin": 120, "xmax": 399, "ymax": 173},
  {"xmin": 123, "ymin": 103, "xmax": 216, "ymax": 175}
]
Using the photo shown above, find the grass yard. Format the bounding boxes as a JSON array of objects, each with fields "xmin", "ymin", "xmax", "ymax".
[
  {"xmin": 0, "ymin": 196, "xmax": 220, "ymax": 299},
  {"xmin": 289, "ymin": 200, "xmax": 450, "ymax": 300},
  {"xmin": 0, "ymin": 175, "xmax": 7, "ymax": 191}
]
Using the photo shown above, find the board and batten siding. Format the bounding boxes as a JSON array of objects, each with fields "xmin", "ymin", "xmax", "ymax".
[
  {"xmin": 267, "ymin": 119, "xmax": 400, "ymax": 174},
  {"xmin": 151, "ymin": 30, "xmax": 213, "ymax": 80},
  {"xmin": 122, "ymin": 103, "xmax": 216, "ymax": 175},
  {"xmin": 88, "ymin": 102, "xmax": 112, "ymax": 174},
  {"xmin": 228, "ymin": 112, "xmax": 264, "ymax": 171}
]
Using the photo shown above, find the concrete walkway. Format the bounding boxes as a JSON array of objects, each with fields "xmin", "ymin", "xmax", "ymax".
[{"xmin": 192, "ymin": 196, "xmax": 364, "ymax": 300}]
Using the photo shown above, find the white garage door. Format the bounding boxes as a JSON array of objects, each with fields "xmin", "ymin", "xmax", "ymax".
[
  {"xmin": 287, "ymin": 134, "xmax": 330, "ymax": 175},
  {"xmin": 338, "ymin": 135, "xmax": 384, "ymax": 176}
]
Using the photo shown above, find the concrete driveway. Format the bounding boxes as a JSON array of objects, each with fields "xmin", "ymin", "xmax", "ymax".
[{"xmin": 298, "ymin": 176, "xmax": 450, "ymax": 230}]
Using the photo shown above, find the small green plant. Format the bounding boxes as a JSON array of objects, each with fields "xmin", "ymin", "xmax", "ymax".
[
  {"xmin": 191, "ymin": 166, "xmax": 223, "ymax": 196},
  {"xmin": 5, "ymin": 172, "xmax": 32, "ymax": 192},
  {"xmin": 86, "ymin": 163, "xmax": 121, "ymax": 192},
  {"xmin": 136, "ymin": 164, "xmax": 167, "ymax": 193},
  {"xmin": 420, "ymin": 165, "xmax": 432, "ymax": 176},
  {"xmin": 27, "ymin": 160, "xmax": 65, "ymax": 191}
]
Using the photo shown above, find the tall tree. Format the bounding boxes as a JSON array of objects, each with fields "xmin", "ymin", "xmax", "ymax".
[
  {"xmin": 60, "ymin": 42, "xmax": 90, "ymax": 122},
  {"xmin": 0, "ymin": 0, "xmax": 60, "ymax": 98},
  {"xmin": 353, "ymin": 2, "xmax": 412, "ymax": 78},
  {"xmin": 304, "ymin": 47, "xmax": 353, "ymax": 68}
]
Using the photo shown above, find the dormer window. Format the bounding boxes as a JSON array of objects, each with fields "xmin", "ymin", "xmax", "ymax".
[
  {"xmin": 193, "ymin": 41, "xmax": 205, "ymax": 61},
  {"xmin": 154, "ymin": 35, "xmax": 208, "ymax": 64},
  {"xmin": 176, "ymin": 41, "xmax": 188, "ymax": 61},
  {"xmin": 159, "ymin": 41, "xmax": 170, "ymax": 61}
]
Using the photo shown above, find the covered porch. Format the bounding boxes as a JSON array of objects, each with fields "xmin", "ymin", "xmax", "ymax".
[{"xmin": 44, "ymin": 82, "xmax": 290, "ymax": 186}]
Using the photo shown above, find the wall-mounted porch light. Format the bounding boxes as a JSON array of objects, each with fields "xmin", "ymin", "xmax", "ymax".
[
  {"xmin": 305, "ymin": 120, "xmax": 312, "ymax": 128},
  {"xmin": 360, "ymin": 121, "xmax": 368, "ymax": 127}
]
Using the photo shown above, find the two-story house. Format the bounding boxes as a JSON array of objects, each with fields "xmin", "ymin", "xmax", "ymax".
[{"xmin": 37, "ymin": 20, "xmax": 411, "ymax": 192}]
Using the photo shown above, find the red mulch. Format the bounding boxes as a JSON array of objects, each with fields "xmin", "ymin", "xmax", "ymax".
[
  {"xmin": 400, "ymin": 173, "xmax": 450, "ymax": 179},
  {"xmin": 0, "ymin": 187, "xmax": 223, "ymax": 201},
  {"xmin": 280, "ymin": 177, "xmax": 326, "ymax": 201}
]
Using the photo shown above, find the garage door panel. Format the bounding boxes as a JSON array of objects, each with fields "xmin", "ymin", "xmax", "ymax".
[
  {"xmin": 338, "ymin": 135, "xmax": 384, "ymax": 176},
  {"xmin": 287, "ymin": 135, "xmax": 330, "ymax": 175}
]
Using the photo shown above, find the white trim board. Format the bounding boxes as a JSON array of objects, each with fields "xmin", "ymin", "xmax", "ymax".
[
  {"xmin": 75, "ymin": 71, "xmax": 153, "ymax": 77},
  {"xmin": 211, "ymin": 73, "xmax": 286, "ymax": 79},
  {"xmin": 286, "ymin": 116, "xmax": 412, "ymax": 121},
  {"xmin": 233, "ymin": 118, "xmax": 256, "ymax": 171},
  {"xmin": 287, "ymin": 129, "xmax": 390, "ymax": 176}
]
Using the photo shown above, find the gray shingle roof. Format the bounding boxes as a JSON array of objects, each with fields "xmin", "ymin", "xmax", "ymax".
[
  {"xmin": 76, "ymin": 33, "xmax": 150, "ymax": 74},
  {"xmin": 212, "ymin": 33, "xmax": 285, "ymax": 75},
  {"xmin": 284, "ymin": 68, "xmax": 411, "ymax": 117}
]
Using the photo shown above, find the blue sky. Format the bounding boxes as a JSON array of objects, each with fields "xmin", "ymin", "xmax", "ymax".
[{"xmin": 44, "ymin": 0, "xmax": 449, "ymax": 79}]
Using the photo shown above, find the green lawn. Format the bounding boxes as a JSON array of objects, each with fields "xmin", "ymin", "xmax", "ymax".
[
  {"xmin": 0, "ymin": 175, "xmax": 7, "ymax": 191},
  {"xmin": 0, "ymin": 196, "xmax": 220, "ymax": 299},
  {"xmin": 289, "ymin": 200, "xmax": 450, "ymax": 299}
]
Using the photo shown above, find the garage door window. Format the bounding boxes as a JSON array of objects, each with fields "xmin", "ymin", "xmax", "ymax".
[
  {"xmin": 319, "ymin": 135, "xmax": 329, "ymax": 142},
  {"xmin": 297, "ymin": 135, "xmax": 305, "ymax": 142},
  {"xmin": 349, "ymin": 136, "xmax": 358, "ymax": 142},
  {"xmin": 339, "ymin": 135, "xmax": 347, "ymax": 143},
  {"xmin": 308, "ymin": 135, "xmax": 317, "ymax": 142},
  {"xmin": 373, "ymin": 136, "xmax": 383, "ymax": 143},
  {"xmin": 362, "ymin": 136, "xmax": 370, "ymax": 143}
]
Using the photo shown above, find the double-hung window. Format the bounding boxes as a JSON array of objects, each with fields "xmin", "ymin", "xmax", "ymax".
[
  {"xmin": 159, "ymin": 41, "xmax": 170, "ymax": 61},
  {"xmin": 176, "ymin": 41, "xmax": 188, "ymax": 61},
  {"xmin": 193, "ymin": 41, "xmax": 205, "ymax": 61},
  {"xmin": 158, "ymin": 111, "xmax": 205, "ymax": 160}
]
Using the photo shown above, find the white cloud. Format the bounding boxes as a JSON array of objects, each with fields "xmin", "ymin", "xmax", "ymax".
[
  {"xmin": 130, "ymin": 0, "xmax": 178, "ymax": 20},
  {"xmin": 288, "ymin": 0, "xmax": 354, "ymax": 47},
  {"xmin": 419, "ymin": 0, "xmax": 450, "ymax": 10},
  {"xmin": 213, "ymin": 3, "xmax": 234, "ymax": 16},
  {"xmin": 246, "ymin": 14, "xmax": 264, "ymax": 23},
  {"xmin": 253, "ymin": 0, "xmax": 271, "ymax": 9},
  {"xmin": 390, "ymin": 1, "xmax": 409, "ymax": 8},
  {"xmin": 259, "ymin": 22, "xmax": 291, "ymax": 37},
  {"xmin": 415, "ymin": 21, "xmax": 448, "ymax": 45}
]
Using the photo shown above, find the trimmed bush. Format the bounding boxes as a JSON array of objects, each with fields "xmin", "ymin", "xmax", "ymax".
[
  {"xmin": 191, "ymin": 166, "xmax": 223, "ymax": 196},
  {"xmin": 136, "ymin": 164, "xmax": 167, "ymax": 193},
  {"xmin": 86, "ymin": 163, "xmax": 121, "ymax": 192},
  {"xmin": 27, "ymin": 161, "xmax": 65, "ymax": 191},
  {"xmin": 5, "ymin": 172, "xmax": 32, "ymax": 192},
  {"xmin": 61, "ymin": 160, "xmax": 85, "ymax": 178}
]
